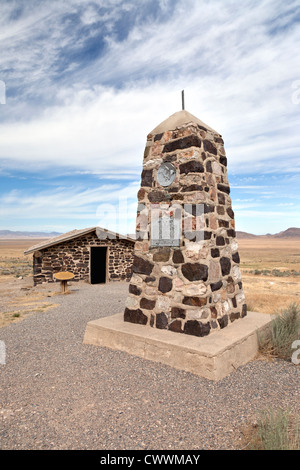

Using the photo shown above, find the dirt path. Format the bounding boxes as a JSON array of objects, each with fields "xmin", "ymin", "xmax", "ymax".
[{"xmin": 0, "ymin": 276, "xmax": 60, "ymax": 328}]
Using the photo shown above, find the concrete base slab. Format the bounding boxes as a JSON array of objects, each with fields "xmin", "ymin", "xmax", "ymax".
[{"xmin": 83, "ymin": 312, "xmax": 272, "ymax": 381}]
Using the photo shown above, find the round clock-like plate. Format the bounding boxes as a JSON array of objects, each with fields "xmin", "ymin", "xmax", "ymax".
[{"xmin": 157, "ymin": 162, "xmax": 176, "ymax": 187}]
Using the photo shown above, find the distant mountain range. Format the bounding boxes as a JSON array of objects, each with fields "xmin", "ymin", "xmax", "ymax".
[
  {"xmin": 236, "ymin": 227, "xmax": 300, "ymax": 239},
  {"xmin": 0, "ymin": 230, "xmax": 62, "ymax": 239},
  {"xmin": 1, "ymin": 227, "xmax": 300, "ymax": 239}
]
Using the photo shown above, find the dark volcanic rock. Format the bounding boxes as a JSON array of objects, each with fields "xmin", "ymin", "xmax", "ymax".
[
  {"xmin": 140, "ymin": 298, "xmax": 156, "ymax": 310},
  {"xmin": 163, "ymin": 135, "xmax": 202, "ymax": 153},
  {"xmin": 220, "ymin": 257, "xmax": 231, "ymax": 276},
  {"xmin": 184, "ymin": 320, "xmax": 211, "ymax": 337},
  {"xmin": 124, "ymin": 308, "xmax": 148, "ymax": 325},
  {"xmin": 158, "ymin": 276, "xmax": 173, "ymax": 293},
  {"xmin": 181, "ymin": 263, "xmax": 208, "ymax": 282},
  {"xmin": 132, "ymin": 255, "xmax": 154, "ymax": 275},
  {"xmin": 179, "ymin": 161, "xmax": 204, "ymax": 175},
  {"xmin": 156, "ymin": 312, "xmax": 168, "ymax": 329}
]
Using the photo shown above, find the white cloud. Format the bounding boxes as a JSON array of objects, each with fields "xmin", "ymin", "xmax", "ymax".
[
  {"xmin": 0, "ymin": 180, "xmax": 139, "ymax": 234},
  {"xmin": 1, "ymin": 0, "xmax": 300, "ymax": 233},
  {"xmin": 1, "ymin": 70, "xmax": 299, "ymax": 177}
]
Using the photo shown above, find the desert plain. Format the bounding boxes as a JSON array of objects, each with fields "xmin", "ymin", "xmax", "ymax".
[
  {"xmin": 0, "ymin": 236, "xmax": 299, "ymax": 328},
  {"xmin": 0, "ymin": 238, "xmax": 59, "ymax": 328}
]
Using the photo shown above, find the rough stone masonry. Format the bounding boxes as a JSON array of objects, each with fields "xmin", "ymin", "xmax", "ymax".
[
  {"xmin": 31, "ymin": 230, "xmax": 134, "ymax": 285},
  {"xmin": 124, "ymin": 110, "xmax": 247, "ymax": 337}
]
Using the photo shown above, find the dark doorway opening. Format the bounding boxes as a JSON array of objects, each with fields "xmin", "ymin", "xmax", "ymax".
[{"xmin": 90, "ymin": 247, "xmax": 107, "ymax": 284}]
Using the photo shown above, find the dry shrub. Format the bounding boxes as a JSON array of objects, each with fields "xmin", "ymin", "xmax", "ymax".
[
  {"xmin": 244, "ymin": 408, "xmax": 300, "ymax": 450},
  {"xmin": 258, "ymin": 302, "xmax": 300, "ymax": 360}
]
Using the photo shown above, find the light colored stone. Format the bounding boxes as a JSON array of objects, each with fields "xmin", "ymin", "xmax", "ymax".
[
  {"xmin": 145, "ymin": 286, "xmax": 157, "ymax": 296},
  {"xmin": 212, "ymin": 293, "xmax": 221, "ymax": 303},
  {"xmin": 209, "ymin": 187, "xmax": 217, "ymax": 203},
  {"xmin": 185, "ymin": 240, "xmax": 203, "ymax": 254},
  {"xmin": 199, "ymin": 245, "xmax": 209, "ymax": 259},
  {"xmin": 221, "ymin": 288, "xmax": 228, "ymax": 300},
  {"xmin": 183, "ymin": 282, "xmax": 207, "ymax": 296},
  {"xmin": 163, "ymin": 131, "xmax": 172, "ymax": 142},
  {"xmin": 151, "ymin": 142, "xmax": 163, "ymax": 156},
  {"xmin": 144, "ymin": 158, "xmax": 162, "ymax": 168},
  {"xmin": 231, "ymin": 240, "xmax": 239, "ymax": 252},
  {"xmin": 161, "ymin": 265, "xmax": 177, "ymax": 276},
  {"xmin": 201, "ymin": 308, "xmax": 210, "ymax": 319},
  {"xmin": 232, "ymin": 265, "xmax": 242, "ymax": 281},
  {"xmin": 157, "ymin": 295, "xmax": 171, "ymax": 310},
  {"xmin": 206, "ymin": 173, "xmax": 215, "ymax": 187},
  {"xmin": 191, "ymin": 150, "xmax": 200, "ymax": 159},
  {"xmin": 174, "ymin": 277, "xmax": 184, "ymax": 290},
  {"xmin": 125, "ymin": 296, "xmax": 139, "ymax": 309},
  {"xmin": 236, "ymin": 291, "xmax": 246, "ymax": 304},
  {"xmin": 134, "ymin": 241, "xmax": 149, "ymax": 252},
  {"xmin": 209, "ymin": 260, "xmax": 221, "ymax": 282},
  {"xmin": 185, "ymin": 250, "xmax": 199, "ymax": 260},
  {"xmin": 186, "ymin": 309, "xmax": 203, "ymax": 320},
  {"xmin": 209, "ymin": 214, "xmax": 218, "ymax": 230},
  {"xmin": 178, "ymin": 149, "xmax": 201, "ymax": 161},
  {"xmin": 215, "ymin": 301, "xmax": 223, "ymax": 317},
  {"xmin": 173, "ymin": 291, "xmax": 182, "ymax": 303},
  {"xmin": 130, "ymin": 273, "xmax": 143, "ymax": 286},
  {"xmin": 226, "ymin": 281, "xmax": 235, "ymax": 294},
  {"xmin": 212, "ymin": 161, "xmax": 222, "ymax": 175},
  {"xmin": 221, "ymin": 245, "xmax": 231, "ymax": 257},
  {"xmin": 186, "ymin": 192, "xmax": 205, "ymax": 203}
]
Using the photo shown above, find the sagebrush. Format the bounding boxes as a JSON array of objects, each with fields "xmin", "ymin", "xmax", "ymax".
[{"xmin": 258, "ymin": 302, "xmax": 300, "ymax": 360}]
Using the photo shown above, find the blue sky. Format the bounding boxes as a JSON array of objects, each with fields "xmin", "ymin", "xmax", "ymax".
[{"xmin": 0, "ymin": 0, "xmax": 299, "ymax": 235}]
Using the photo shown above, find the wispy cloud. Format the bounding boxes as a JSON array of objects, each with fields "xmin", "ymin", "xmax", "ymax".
[
  {"xmin": 1, "ymin": 0, "xmax": 300, "ymax": 175},
  {"xmin": 278, "ymin": 202, "xmax": 295, "ymax": 206},
  {"xmin": 0, "ymin": 0, "xmax": 299, "ymax": 233},
  {"xmin": 0, "ymin": 180, "xmax": 139, "ymax": 234}
]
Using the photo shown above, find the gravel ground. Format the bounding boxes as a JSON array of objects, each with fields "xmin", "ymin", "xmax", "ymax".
[{"xmin": 0, "ymin": 280, "xmax": 299, "ymax": 451}]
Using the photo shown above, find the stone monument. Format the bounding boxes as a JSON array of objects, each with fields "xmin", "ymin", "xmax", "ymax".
[
  {"xmin": 124, "ymin": 108, "xmax": 247, "ymax": 337},
  {"xmin": 84, "ymin": 107, "xmax": 272, "ymax": 381}
]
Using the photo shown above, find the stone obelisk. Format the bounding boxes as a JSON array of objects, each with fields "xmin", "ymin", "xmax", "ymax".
[{"xmin": 124, "ymin": 109, "xmax": 247, "ymax": 337}]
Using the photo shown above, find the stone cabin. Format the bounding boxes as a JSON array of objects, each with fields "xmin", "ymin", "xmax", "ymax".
[{"xmin": 24, "ymin": 227, "xmax": 135, "ymax": 286}]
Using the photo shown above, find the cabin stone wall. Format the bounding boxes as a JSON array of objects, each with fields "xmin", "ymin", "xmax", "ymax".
[{"xmin": 32, "ymin": 232, "xmax": 134, "ymax": 285}]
